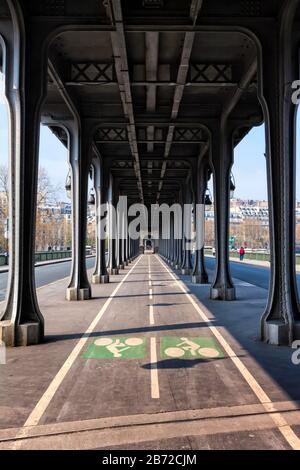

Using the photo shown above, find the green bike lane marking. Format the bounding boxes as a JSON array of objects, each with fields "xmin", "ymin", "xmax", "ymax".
[
  {"xmin": 83, "ymin": 337, "xmax": 147, "ymax": 359},
  {"xmin": 83, "ymin": 336, "xmax": 224, "ymax": 361},
  {"xmin": 161, "ymin": 336, "xmax": 224, "ymax": 360}
]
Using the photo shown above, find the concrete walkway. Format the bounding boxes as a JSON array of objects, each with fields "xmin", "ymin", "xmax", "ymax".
[{"xmin": 0, "ymin": 254, "xmax": 299, "ymax": 450}]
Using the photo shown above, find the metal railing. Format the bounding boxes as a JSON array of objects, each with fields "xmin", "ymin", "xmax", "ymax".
[
  {"xmin": 0, "ymin": 255, "xmax": 7, "ymax": 266},
  {"xmin": 229, "ymin": 251, "xmax": 270, "ymax": 262},
  {"xmin": 35, "ymin": 250, "xmax": 72, "ymax": 263}
]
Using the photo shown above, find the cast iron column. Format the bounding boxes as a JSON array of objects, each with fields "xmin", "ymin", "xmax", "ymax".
[
  {"xmin": 170, "ymin": 211, "xmax": 175, "ymax": 266},
  {"xmin": 259, "ymin": 1, "xmax": 300, "ymax": 344},
  {"xmin": 209, "ymin": 122, "xmax": 235, "ymax": 301},
  {"xmin": 192, "ymin": 157, "xmax": 209, "ymax": 284},
  {"xmin": 117, "ymin": 193, "xmax": 125, "ymax": 270},
  {"xmin": 108, "ymin": 174, "xmax": 119, "ymax": 275},
  {"xmin": 92, "ymin": 159, "xmax": 109, "ymax": 284},
  {"xmin": 181, "ymin": 181, "xmax": 193, "ymax": 275},
  {"xmin": 66, "ymin": 120, "xmax": 92, "ymax": 301},
  {"xmin": 175, "ymin": 196, "xmax": 183, "ymax": 269},
  {"xmin": 124, "ymin": 224, "xmax": 129, "ymax": 265}
]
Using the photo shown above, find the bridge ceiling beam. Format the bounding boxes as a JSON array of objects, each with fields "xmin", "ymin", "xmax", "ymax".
[
  {"xmin": 47, "ymin": 59, "xmax": 80, "ymax": 124},
  {"xmin": 107, "ymin": 154, "xmax": 193, "ymax": 165},
  {"xmin": 145, "ymin": 31, "xmax": 159, "ymax": 154},
  {"xmin": 222, "ymin": 59, "xmax": 257, "ymax": 122},
  {"xmin": 94, "ymin": 125, "xmax": 207, "ymax": 144},
  {"xmin": 115, "ymin": 175, "xmax": 187, "ymax": 182},
  {"xmin": 157, "ymin": 0, "xmax": 203, "ymax": 201},
  {"xmin": 64, "ymin": 63, "xmax": 237, "ymax": 88},
  {"xmin": 83, "ymin": 117, "xmax": 254, "ymax": 127},
  {"xmin": 109, "ymin": 0, "xmax": 144, "ymax": 203}
]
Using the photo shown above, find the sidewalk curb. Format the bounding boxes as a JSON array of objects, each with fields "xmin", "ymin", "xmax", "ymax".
[
  {"xmin": 0, "ymin": 255, "xmax": 95, "ymax": 274},
  {"xmin": 206, "ymin": 254, "xmax": 300, "ymax": 273}
]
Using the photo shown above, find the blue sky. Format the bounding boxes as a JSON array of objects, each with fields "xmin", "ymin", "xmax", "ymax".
[
  {"xmin": 0, "ymin": 96, "xmax": 299, "ymax": 202},
  {"xmin": 233, "ymin": 125, "xmax": 268, "ymax": 200},
  {"xmin": 0, "ymin": 94, "xmax": 68, "ymax": 199}
]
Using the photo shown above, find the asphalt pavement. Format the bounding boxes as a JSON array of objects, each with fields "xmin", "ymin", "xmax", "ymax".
[{"xmin": 204, "ymin": 256, "xmax": 300, "ymax": 292}]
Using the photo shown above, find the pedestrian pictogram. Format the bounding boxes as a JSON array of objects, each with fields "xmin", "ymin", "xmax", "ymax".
[
  {"xmin": 83, "ymin": 337, "xmax": 146, "ymax": 359},
  {"xmin": 161, "ymin": 337, "xmax": 224, "ymax": 360}
]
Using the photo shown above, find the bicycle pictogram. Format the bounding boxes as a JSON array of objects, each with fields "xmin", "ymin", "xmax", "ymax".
[
  {"xmin": 161, "ymin": 337, "xmax": 223, "ymax": 360},
  {"xmin": 83, "ymin": 337, "xmax": 146, "ymax": 359}
]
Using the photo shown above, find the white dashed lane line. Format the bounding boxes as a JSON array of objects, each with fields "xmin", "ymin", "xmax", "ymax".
[{"xmin": 148, "ymin": 256, "xmax": 159, "ymax": 399}]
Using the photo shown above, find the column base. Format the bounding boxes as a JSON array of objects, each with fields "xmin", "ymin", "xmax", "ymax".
[
  {"xmin": 0, "ymin": 320, "xmax": 13, "ymax": 346},
  {"xmin": 118, "ymin": 263, "xmax": 125, "ymax": 270},
  {"xmin": 108, "ymin": 268, "xmax": 119, "ymax": 275},
  {"xmin": 210, "ymin": 286, "xmax": 236, "ymax": 301},
  {"xmin": 92, "ymin": 274, "xmax": 110, "ymax": 284},
  {"xmin": 263, "ymin": 321, "xmax": 290, "ymax": 346},
  {"xmin": 181, "ymin": 268, "xmax": 192, "ymax": 275},
  {"xmin": 66, "ymin": 286, "xmax": 91, "ymax": 301},
  {"xmin": 294, "ymin": 321, "xmax": 300, "ymax": 340},
  {"xmin": 191, "ymin": 274, "xmax": 209, "ymax": 285},
  {"xmin": 0, "ymin": 320, "xmax": 43, "ymax": 347}
]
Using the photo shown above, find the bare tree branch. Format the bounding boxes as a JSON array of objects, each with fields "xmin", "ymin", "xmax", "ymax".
[{"xmin": 0, "ymin": 164, "xmax": 9, "ymax": 201}]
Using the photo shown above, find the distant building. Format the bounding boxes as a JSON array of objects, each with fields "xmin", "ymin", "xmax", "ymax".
[{"xmin": 204, "ymin": 198, "xmax": 300, "ymax": 249}]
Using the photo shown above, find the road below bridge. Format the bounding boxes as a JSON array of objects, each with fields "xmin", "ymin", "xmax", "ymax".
[
  {"xmin": 0, "ymin": 257, "xmax": 96, "ymax": 302},
  {"xmin": 205, "ymin": 257, "xmax": 300, "ymax": 292},
  {"xmin": 0, "ymin": 256, "xmax": 299, "ymax": 302},
  {"xmin": 0, "ymin": 254, "xmax": 300, "ymax": 450}
]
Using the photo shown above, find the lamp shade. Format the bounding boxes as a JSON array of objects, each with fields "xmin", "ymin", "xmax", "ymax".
[
  {"xmin": 205, "ymin": 193, "xmax": 212, "ymax": 206},
  {"xmin": 230, "ymin": 175, "xmax": 236, "ymax": 199},
  {"xmin": 65, "ymin": 172, "xmax": 71, "ymax": 199},
  {"xmin": 88, "ymin": 190, "xmax": 95, "ymax": 205}
]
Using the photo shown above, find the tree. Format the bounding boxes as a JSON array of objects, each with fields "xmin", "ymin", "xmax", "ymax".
[
  {"xmin": 0, "ymin": 163, "xmax": 9, "ymax": 201},
  {"xmin": 204, "ymin": 219, "xmax": 215, "ymax": 247},
  {"xmin": 0, "ymin": 164, "xmax": 65, "ymax": 252},
  {"xmin": 0, "ymin": 164, "xmax": 60, "ymax": 206},
  {"xmin": 0, "ymin": 164, "xmax": 9, "ymax": 252},
  {"xmin": 35, "ymin": 168, "xmax": 63, "ymax": 251},
  {"xmin": 37, "ymin": 166, "xmax": 61, "ymax": 206}
]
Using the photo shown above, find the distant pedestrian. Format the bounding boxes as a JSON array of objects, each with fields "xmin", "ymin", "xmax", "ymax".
[{"xmin": 239, "ymin": 246, "xmax": 245, "ymax": 261}]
